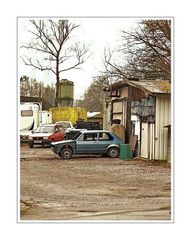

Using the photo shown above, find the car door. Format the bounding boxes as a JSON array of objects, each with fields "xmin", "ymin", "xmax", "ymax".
[
  {"xmin": 98, "ymin": 132, "xmax": 114, "ymax": 153},
  {"xmin": 52, "ymin": 126, "xmax": 64, "ymax": 141},
  {"xmin": 76, "ymin": 132, "xmax": 99, "ymax": 153}
]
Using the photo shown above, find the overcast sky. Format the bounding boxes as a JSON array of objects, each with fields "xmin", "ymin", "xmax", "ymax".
[{"xmin": 18, "ymin": 17, "xmax": 139, "ymax": 99}]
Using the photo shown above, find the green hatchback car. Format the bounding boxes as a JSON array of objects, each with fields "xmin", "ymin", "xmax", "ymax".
[{"xmin": 51, "ymin": 130, "xmax": 124, "ymax": 159}]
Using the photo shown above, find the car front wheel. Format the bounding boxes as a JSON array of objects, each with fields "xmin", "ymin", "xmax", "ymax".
[
  {"xmin": 107, "ymin": 147, "xmax": 119, "ymax": 158},
  {"xmin": 60, "ymin": 148, "xmax": 73, "ymax": 160}
]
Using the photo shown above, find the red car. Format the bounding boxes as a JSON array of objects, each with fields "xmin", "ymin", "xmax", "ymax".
[{"xmin": 28, "ymin": 124, "xmax": 65, "ymax": 148}]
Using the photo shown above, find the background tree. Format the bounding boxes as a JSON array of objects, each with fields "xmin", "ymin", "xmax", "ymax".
[
  {"xmin": 20, "ymin": 75, "xmax": 55, "ymax": 105},
  {"xmin": 105, "ymin": 19, "xmax": 171, "ymax": 81},
  {"xmin": 21, "ymin": 19, "xmax": 89, "ymax": 106},
  {"xmin": 75, "ymin": 74, "xmax": 109, "ymax": 112},
  {"xmin": 20, "ymin": 75, "xmax": 30, "ymax": 96},
  {"xmin": 41, "ymin": 83, "xmax": 55, "ymax": 106}
]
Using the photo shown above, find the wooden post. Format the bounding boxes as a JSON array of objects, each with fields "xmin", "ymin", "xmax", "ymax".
[{"xmin": 126, "ymin": 99, "xmax": 132, "ymax": 143}]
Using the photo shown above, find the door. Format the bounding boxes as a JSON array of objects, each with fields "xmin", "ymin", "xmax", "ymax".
[
  {"xmin": 52, "ymin": 126, "xmax": 64, "ymax": 141},
  {"xmin": 141, "ymin": 122, "xmax": 149, "ymax": 158},
  {"xmin": 97, "ymin": 132, "xmax": 113, "ymax": 153},
  {"xmin": 76, "ymin": 132, "xmax": 99, "ymax": 153}
]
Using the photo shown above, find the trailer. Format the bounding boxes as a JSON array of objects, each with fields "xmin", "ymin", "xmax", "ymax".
[
  {"xmin": 20, "ymin": 102, "xmax": 53, "ymax": 141},
  {"xmin": 20, "ymin": 102, "xmax": 41, "ymax": 141}
]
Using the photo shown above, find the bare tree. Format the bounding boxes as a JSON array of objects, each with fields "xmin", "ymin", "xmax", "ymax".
[
  {"xmin": 75, "ymin": 74, "xmax": 109, "ymax": 111},
  {"xmin": 105, "ymin": 19, "xmax": 171, "ymax": 81},
  {"xmin": 21, "ymin": 19, "xmax": 89, "ymax": 106},
  {"xmin": 103, "ymin": 47, "xmax": 132, "ymax": 82}
]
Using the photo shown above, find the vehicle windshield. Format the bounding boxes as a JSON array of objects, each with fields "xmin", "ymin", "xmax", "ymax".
[
  {"xmin": 72, "ymin": 131, "xmax": 82, "ymax": 140},
  {"xmin": 34, "ymin": 126, "xmax": 54, "ymax": 133},
  {"xmin": 62, "ymin": 122, "xmax": 71, "ymax": 128}
]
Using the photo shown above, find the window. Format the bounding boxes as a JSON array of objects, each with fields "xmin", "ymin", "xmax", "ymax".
[
  {"xmin": 62, "ymin": 122, "xmax": 71, "ymax": 128},
  {"xmin": 56, "ymin": 124, "xmax": 64, "ymax": 131},
  {"xmin": 21, "ymin": 110, "xmax": 33, "ymax": 117},
  {"xmin": 78, "ymin": 133, "xmax": 98, "ymax": 141},
  {"xmin": 98, "ymin": 132, "xmax": 113, "ymax": 141},
  {"xmin": 55, "ymin": 126, "xmax": 60, "ymax": 132},
  {"xmin": 35, "ymin": 126, "xmax": 54, "ymax": 133}
]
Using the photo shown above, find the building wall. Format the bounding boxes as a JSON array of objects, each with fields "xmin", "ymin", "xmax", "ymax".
[
  {"xmin": 112, "ymin": 99, "xmax": 128, "ymax": 127},
  {"xmin": 155, "ymin": 94, "xmax": 171, "ymax": 160},
  {"xmin": 103, "ymin": 100, "xmax": 112, "ymax": 130},
  {"xmin": 120, "ymin": 87, "xmax": 128, "ymax": 98}
]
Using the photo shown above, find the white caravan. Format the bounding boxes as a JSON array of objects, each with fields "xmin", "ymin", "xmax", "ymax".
[
  {"xmin": 20, "ymin": 102, "xmax": 41, "ymax": 141},
  {"xmin": 20, "ymin": 102, "xmax": 53, "ymax": 141}
]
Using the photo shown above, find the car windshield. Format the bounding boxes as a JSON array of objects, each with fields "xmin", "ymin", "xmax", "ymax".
[
  {"xmin": 72, "ymin": 131, "xmax": 82, "ymax": 140},
  {"xmin": 56, "ymin": 124, "xmax": 64, "ymax": 131},
  {"xmin": 61, "ymin": 122, "xmax": 71, "ymax": 128},
  {"xmin": 34, "ymin": 126, "xmax": 54, "ymax": 133}
]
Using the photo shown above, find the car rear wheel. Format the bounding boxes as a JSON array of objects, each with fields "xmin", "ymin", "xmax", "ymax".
[
  {"xmin": 107, "ymin": 147, "xmax": 119, "ymax": 158},
  {"xmin": 60, "ymin": 148, "xmax": 73, "ymax": 160}
]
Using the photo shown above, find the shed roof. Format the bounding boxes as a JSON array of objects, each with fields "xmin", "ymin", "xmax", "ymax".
[
  {"xmin": 111, "ymin": 79, "xmax": 171, "ymax": 95},
  {"xmin": 128, "ymin": 80, "xmax": 171, "ymax": 94}
]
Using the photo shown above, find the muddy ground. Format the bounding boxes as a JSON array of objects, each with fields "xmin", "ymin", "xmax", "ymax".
[{"xmin": 19, "ymin": 144, "xmax": 171, "ymax": 221}]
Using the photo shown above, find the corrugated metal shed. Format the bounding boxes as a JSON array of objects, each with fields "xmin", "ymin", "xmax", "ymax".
[{"xmin": 155, "ymin": 94, "xmax": 171, "ymax": 160}]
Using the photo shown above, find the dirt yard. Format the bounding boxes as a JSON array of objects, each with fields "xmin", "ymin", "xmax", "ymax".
[{"xmin": 19, "ymin": 144, "xmax": 171, "ymax": 221}]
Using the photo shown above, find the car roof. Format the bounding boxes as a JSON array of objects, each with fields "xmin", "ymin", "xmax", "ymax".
[
  {"xmin": 40, "ymin": 123, "xmax": 56, "ymax": 127},
  {"xmin": 80, "ymin": 130, "xmax": 111, "ymax": 133},
  {"xmin": 55, "ymin": 121, "xmax": 71, "ymax": 123}
]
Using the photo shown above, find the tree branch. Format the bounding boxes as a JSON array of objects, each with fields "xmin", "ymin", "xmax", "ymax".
[{"xmin": 21, "ymin": 56, "xmax": 56, "ymax": 75}]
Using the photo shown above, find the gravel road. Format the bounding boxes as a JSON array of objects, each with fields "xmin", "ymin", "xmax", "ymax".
[{"xmin": 20, "ymin": 144, "xmax": 171, "ymax": 221}]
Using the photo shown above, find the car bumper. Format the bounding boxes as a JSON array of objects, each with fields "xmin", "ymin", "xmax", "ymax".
[{"xmin": 29, "ymin": 139, "xmax": 52, "ymax": 146}]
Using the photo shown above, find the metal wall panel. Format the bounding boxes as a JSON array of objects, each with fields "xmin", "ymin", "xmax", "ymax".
[
  {"xmin": 141, "ymin": 122, "xmax": 149, "ymax": 158},
  {"xmin": 149, "ymin": 123, "xmax": 155, "ymax": 159},
  {"xmin": 155, "ymin": 95, "xmax": 171, "ymax": 160},
  {"xmin": 141, "ymin": 122, "xmax": 155, "ymax": 159}
]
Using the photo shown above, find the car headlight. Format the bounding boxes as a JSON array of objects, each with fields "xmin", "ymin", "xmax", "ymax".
[
  {"xmin": 43, "ymin": 136, "xmax": 49, "ymax": 140},
  {"xmin": 29, "ymin": 136, "xmax": 33, "ymax": 140}
]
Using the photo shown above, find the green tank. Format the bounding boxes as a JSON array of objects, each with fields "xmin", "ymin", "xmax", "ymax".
[{"xmin": 57, "ymin": 79, "xmax": 74, "ymax": 107}]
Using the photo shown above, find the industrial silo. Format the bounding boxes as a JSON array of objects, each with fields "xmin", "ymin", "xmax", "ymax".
[{"xmin": 57, "ymin": 79, "xmax": 74, "ymax": 107}]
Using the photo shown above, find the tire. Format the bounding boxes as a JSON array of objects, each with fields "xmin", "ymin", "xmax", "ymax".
[
  {"xmin": 107, "ymin": 147, "xmax": 119, "ymax": 158},
  {"xmin": 60, "ymin": 148, "xmax": 73, "ymax": 160}
]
